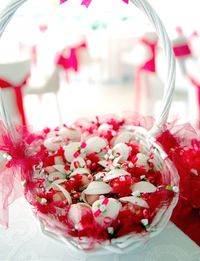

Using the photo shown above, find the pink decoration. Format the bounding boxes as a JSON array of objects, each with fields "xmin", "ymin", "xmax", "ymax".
[
  {"xmin": 60, "ymin": 0, "xmax": 68, "ymax": 4},
  {"xmin": 173, "ymin": 44, "xmax": 191, "ymax": 57},
  {"xmin": 81, "ymin": 0, "xmax": 93, "ymax": 7},
  {"xmin": 60, "ymin": 0, "xmax": 129, "ymax": 8},
  {"xmin": 134, "ymin": 37, "xmax": 157, "ymax": 113}
]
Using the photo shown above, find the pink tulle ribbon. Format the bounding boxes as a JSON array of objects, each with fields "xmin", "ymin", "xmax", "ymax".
[
  {"xmin": 60, "ymin": 0, "xmax": 129, "ymax": 7},
  {"xmin": 0, "ymin": 123, "xmax": 44, "ymax": 227}
]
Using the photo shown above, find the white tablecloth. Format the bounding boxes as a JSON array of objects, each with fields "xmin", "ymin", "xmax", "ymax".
[{"xmin": 0, "ymin": 197, "xmax": 199, "ymax": 261}]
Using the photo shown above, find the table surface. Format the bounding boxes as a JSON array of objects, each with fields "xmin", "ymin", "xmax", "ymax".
[{"xmin": 0, "ymin": 197, "xmax": 199, "ymax": 261}]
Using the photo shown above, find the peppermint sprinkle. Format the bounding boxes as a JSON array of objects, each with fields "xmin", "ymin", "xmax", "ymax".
[
  {"xmin": 141, "ymin": 219, "xmax": 149, "ymax": 227},
  {"xmin": 166, "ymin": 185, "xmax": 173, "ymax": 191},
  {"xmin": 140, "ymin": 175, "xmax": 146, "ymax": 180},
  {"xmin": 40, "ymin": 198, "xmax": 47, "ymax": 205},
  {"xmin": 36, "ymin": 196, "xmax": 47, "ymax": 204},
  {"xmin": 74, "ymin": 224, "xmax": 79, "ymax": 230},
  {"xmin": 107, "ymin": 227, "xmax": 114, "ymax": 235},
  {"xmin": 128, "ymin": 162, "xmax": 134, "ymax": 168},
  {"xmin": 119, "ymin": 176, "xmax": 126, "ymax": 181},
  {"xmin": 99, "ymin": 204, "xmax": 107, "ymax": 212},
  {"xmin": 111, "ymin": 131, "xmax": 116, "ymax": 136},
  {"xmin": 109, "ymin": 155, "xmax": 115, "ymax": 160},
  {"xmin": 108, "ymin": 149, "xmax": 113, "ymax": 155},
  {"xmin": 3, "ymin": 153, "xmax": 12, "ymax": 160},
  {"xmin": 21, "ymin": 180, "xmax": 26, "ymax": 187},
  {"xmin": 104, "ymin": 154, "xmax": 109, "ymax": 160},
  {"xmin": 172, "ymin": 186, "xmax": 179, "ymax": 193}
]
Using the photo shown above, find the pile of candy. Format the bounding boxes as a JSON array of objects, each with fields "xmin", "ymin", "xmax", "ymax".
[{"xmin": 23, "ymin": 116, "xmax": 177, "ymax": 243}]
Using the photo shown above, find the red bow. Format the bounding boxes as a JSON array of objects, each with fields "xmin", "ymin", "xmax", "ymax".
[
  {"xmin": 173, "ymin": 43, "xmax": 191, "ymax": 58},
  {"xmin": 56, "ymin": 42, "xmax": 87, "ymax": 72},
  {"xmin": 0, "ymin": 76, "xmax": 29, "ymax": 126},
  {"xmin": 188, "ymin": 76, "xmax": 200, "ymax": 128}
]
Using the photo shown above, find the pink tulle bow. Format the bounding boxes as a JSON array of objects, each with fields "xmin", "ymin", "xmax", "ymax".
[{"xmin": 0, "ymin": 123, "xmax": 44, "ymax": 227}]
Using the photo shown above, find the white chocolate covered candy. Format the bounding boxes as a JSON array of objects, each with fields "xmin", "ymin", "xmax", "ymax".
[
  {"xmin": 92, "ymin": 198, "xmax": 122, "ymax": 226},
  {"xmin": 85, "ymin": 137, "xmax": 107, "ymax": 155},
  {"xmin": 135, "ymin": 153, "xmax": 149, "ymax": 169},
  {"xmin": 53, "ymin": 191, "xmax": 65, "ymax": 201},
  {"xmin": 113, "ymin": 131, "xmax": 133, "ymax": 145},
  {"xmin": 70, "ymin": 157, "xmax": 86, "ymax": 170},
  {"xmin": 54, "ymin": 156, "xmax": 64, "ymax": 165},
  {"xmin": 68, "ymin": 203, "xmax": 92, "ymax": 229},
  {"xmin": 46, "ymin": 131, "xmax": 57, "ymax": 138},
  {"xmin": 45, "ymin": 166, "xmax": 55, "ymax": 174},
  {"xmin": 64, "ymin": 142, "xmax": 80, "ymax": 162},
  {"xmin": 44, "ymin": 137, "xmax": 62, "ymax": 151},
  {"xmin": 45, "ymin": 165, "xmax": 66, "ymax": 174},
  {"xmin": 132, "ymin": 181, "xmax": 157, "ymax": 193},
  {"xmin": 59, "ymin": 127, "xmax": 81, "ymax": 141},
  {"xmin": 98, "ymin": 123, "xmax": 113, "ymax": 132},
  {"xmin": 48, "ymin": 171, "xmax": 66, "ymax": 182},
  {"xmin": 94, "ymin": 172, "xmax": 107, "ymax": 181},
  {"xmin": 52, "ymin": 183, "xmax": 72, "ymax": 204},
  {"xmin": 83, "ymin": 181, "xmax": 112, "ymax": 195},
  {"xmin": 53, "ymin": 165, "xmax": 66, "ymax": 174},
  {"xmin": 103, "ymin": 169, "xmax": 130, "ymax": 182},
  {"xmin": 82, "ymin": 181, "xmax": 112, "ymax": 205},
  {"xmin": 112, "ymin": 143, "xmax": 130, "ymax": 161},
  {"xmin": 119, "ymin": 196, "xmax": 149, "ymax": 208},
  {"xmin": 70, "ymin": 168, "xmax": 90, "ymax": 177}
]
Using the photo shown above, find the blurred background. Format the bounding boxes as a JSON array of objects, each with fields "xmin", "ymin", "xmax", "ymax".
[{"xmin": 0, "ymin": 0, "xmax": 199, "ymax": 130}]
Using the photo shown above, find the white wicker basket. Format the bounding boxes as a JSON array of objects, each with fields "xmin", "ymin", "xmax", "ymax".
[{"xmin": 0, "ymin": 0, "xmax": 178, "ymax": 259}]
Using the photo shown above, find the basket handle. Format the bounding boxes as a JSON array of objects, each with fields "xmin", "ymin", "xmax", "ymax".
[{"xmin": 0, "ymin": 0, "xmax": 176, "ymax": 133}]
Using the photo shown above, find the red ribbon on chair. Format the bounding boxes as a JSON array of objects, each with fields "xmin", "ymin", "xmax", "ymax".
[
  {"xmin": 187, "ymin": 76, "xmax": 200, "ymax": 128},
  {"xmin": 172, "ymin": 39, "xmax": 200, "ymax": 127},
  {"xmin": 173, "ymin": 43, "xmax": 191, "ymax": 58},
  {"xmin": 134, "ymin": 38, "xmax": 157, "ymax": 112},
  {"xmin": 173, "ymin": 27, "xmax": 192, "ymax": 58},
  {"xmin": 56, "ymin": 42, "xmax": 87, "ymax": 73},
  {"xmin": 0, "ymin": 77, "xmax": 29, "ymax": 126}
]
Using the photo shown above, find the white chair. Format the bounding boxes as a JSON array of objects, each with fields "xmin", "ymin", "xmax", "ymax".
[
  {"xmin": 0, "ymin": 59, "xmax": 31, "ymax": 125},
  {"xmin": 157, "ymin": 34, "xmax": 193, "ymax": 123},
  {"xmin": 122, "ymin": 32, "xmax": 161, "ymax": 116},
  {"xmin": 25, "ymin": 67, "xmax": 62, "ymax": 126},
  {"xmin": 185, "ymin": 58, "xmax": 200, "ymax": 126}
]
